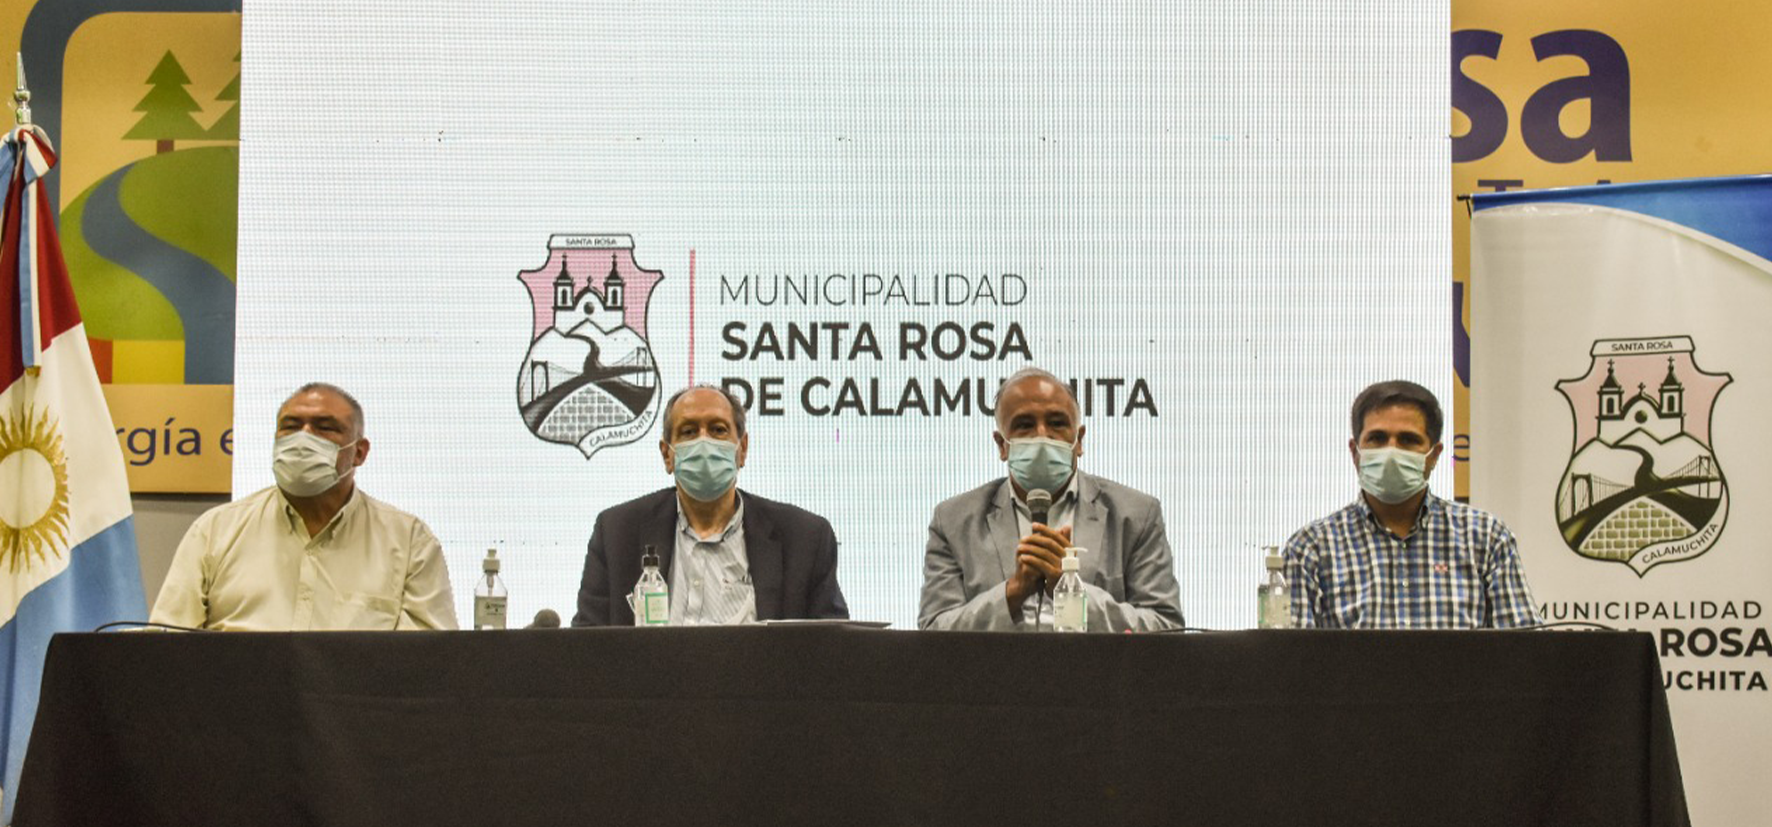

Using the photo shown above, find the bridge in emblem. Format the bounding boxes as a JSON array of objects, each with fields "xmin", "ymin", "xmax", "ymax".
[{"xmin": 1559, "ymin": 453, "xmax": 1722, "ymax": 560}]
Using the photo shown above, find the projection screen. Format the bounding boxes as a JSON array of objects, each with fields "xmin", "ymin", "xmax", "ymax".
[{"xmin": 235, "ymin": 1, "xmax": 1452, "ymax": 630}]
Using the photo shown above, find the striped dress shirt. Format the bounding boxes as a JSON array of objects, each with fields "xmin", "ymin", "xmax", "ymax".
[
  {"xmin": 1283, "ymin": 493, "xmax": 1540, "ymax": 629},
  {"xmin": 670, "ymin": 494, "xmax": 757, "ymax": 625}
]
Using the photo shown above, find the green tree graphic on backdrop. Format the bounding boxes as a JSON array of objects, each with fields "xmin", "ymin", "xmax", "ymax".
[
  {"xmin": 124, "ymin": 51, "xmax": 208, "ymax": 154},
  {"xmin": 206, "ymin": 51, "xmax": 239, "ymax": 140}
]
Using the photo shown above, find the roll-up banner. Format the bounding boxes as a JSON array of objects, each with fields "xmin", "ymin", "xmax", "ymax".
[
  {"xmin": 1470, "ymin": 175, "xmax": 1772, "ymax": 825},
  {"xmin": 1451, "ymin": 1, "xmax": 1772, "ymax": 501}
]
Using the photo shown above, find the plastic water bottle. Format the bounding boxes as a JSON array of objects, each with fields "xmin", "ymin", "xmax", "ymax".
[
  {"xmin": 1257, "ymin": 547, "xmax": 1291, "ymax": 629},
  {"xmin": 474, "ymin": 548, "xmax": 507, "ymax": 630},
  {"xmin": 634, "ymin": 544, "xmax": 670, "ymax": 626},
  {"xmin": 1051, "ymin": 548, "xmax": 1087, "ymax": 633}
]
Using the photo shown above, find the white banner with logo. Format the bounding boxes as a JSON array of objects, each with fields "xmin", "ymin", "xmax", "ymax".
[
  {"xmin": 1471, "ymin": 175, "xmax": 1772, "ymax": 825},
  {"xmin": 235, "ymin": 1, "xmax": 1453, "ymax": 634}
]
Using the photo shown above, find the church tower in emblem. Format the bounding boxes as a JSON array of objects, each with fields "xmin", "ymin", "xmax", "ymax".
[{"xmin": 514, "ymin": 235, "xmax": 665, "ymax": 459}]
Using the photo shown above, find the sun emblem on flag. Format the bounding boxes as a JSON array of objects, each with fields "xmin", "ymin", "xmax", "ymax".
[{"xmin": 0, "ymin": 406, "xmax": 71, "ymax": 572}]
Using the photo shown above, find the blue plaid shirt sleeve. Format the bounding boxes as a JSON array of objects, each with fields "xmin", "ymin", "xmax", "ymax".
[
  {"xmin": 1482, "ymin": 520, "xmax": 1541, "ymax": 628},
  {"xmin": 1282, "ymin": 528, "xmax": 1319, "ymax": 629}
]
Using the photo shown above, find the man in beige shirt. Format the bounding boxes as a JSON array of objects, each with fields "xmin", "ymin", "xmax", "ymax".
[{"xmin": 150, "ymin": 383, "xmax": 457, "ymax": 631}]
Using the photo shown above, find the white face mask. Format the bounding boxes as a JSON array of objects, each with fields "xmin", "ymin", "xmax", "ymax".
[
  {"xmin": 273, "ymin": 430, "xmax": 356, "ymax": 497},
  {"xmin": 1358, "ymin": 446, "xmax": 1430, "ymax": 504}
]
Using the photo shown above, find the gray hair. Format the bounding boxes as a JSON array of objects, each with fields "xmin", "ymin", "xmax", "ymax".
[
  {"xmin": 284, "ymin": 382, "xmax": 365, "ymax": 438},
  {"xmin": 662, "ymin": 384, "xmax": 748, "ymax": 438},
  {"xmin": 993, "ymin": 366, "xmax": 1079, "ymax": 424}
]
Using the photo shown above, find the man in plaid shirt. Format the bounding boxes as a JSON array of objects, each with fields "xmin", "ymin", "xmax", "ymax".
[{"xmin": 1284, "ymin": 380, "xmax": 1540, "ymax": 629}]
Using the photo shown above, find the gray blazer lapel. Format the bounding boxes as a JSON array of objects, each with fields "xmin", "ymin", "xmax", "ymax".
[
  {"xmin": 1071, "ymin": 473, "xmax": 1106, "ymax": 577},
  {"xmin": 986, "ymin": 480, "xmax": 1021, "ymax": 581}
]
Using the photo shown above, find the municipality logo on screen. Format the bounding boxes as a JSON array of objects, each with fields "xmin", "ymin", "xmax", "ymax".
[
  {"xmin": 1554, "ymin": 336, "xmax": 1731, "ymax": 576},
  {"xmin": 516, "ymin": 235, "xmax": 664, "ymax": 458}
]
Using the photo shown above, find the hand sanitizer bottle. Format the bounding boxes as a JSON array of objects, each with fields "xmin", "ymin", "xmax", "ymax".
[
  {"xmin": 474, "ymin": 548, "xmax": 508, "ymax": 630},
  {"xmin": 1051, "ymin": 549, "xmax": 1087, "ymax": 633},
  {"xmin": 1257, "ymin": 547, "xmax": 1291, "ymax": 629},
  {"xmin": 633, "ymin": 545, "xmax": 670, "ymax": 626}
]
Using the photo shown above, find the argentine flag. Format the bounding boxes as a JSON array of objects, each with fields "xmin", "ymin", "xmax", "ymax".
[{"xmin": 1, "ymin": 123, "xmax": 147, "ymax": 822}]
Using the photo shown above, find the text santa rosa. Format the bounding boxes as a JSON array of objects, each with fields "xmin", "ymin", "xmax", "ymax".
[{"xmin": 716, "ymin": 271, "xmax": 1159, "ymax": 419}]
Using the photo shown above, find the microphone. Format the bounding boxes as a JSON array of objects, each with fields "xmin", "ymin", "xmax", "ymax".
[
  {"xmin": 1027, "ymin": 488, "xmax": 1052, "ymax": 527},
  {"xmin": 1026, "ymin": 488, "xmax": 1053, "ymax": 598},
  {"xmin": 526, "ymin": 608, "xmax": 561, "ymax": 629}
]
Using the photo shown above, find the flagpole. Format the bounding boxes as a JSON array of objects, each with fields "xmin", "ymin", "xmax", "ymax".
[
  {"xmin": 13, "ymin": 53, "xmax": 29, "ymax": 126},
  {"xmin": 11, "ymin": 52, "xmax": 40, "ymax": 371}
]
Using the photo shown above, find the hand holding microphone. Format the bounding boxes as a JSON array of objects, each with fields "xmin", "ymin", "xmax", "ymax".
[
  {"xmin": 1026, "ymin": 488, "xmax": 1053, "ymax": 594},
  {"xmin": 1007, "ymin": 489, "xmax": 1070, "ymax": 610},
  {"xmin": 1027, "ymin": 488, "xmax": 1051, "ymax": 529}
]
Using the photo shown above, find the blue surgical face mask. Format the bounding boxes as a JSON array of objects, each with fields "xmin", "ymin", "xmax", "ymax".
[
  {"xmin": 1005, "ymin": 436, "xmax": 1076, "ymax": 494},
  {"xmin": 672, "ymin": 437, "xmax": 740, "ymax": 502},
  {"xmin": 1358, "ymin": 446, "xmax": 1430, "ymax": 504}
]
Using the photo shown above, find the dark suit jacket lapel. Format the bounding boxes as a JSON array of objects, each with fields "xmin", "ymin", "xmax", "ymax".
[
  {"xmin": 742, "ymin": 492, "xmax": 785, "ymax": 619},
  {"xmin": 647, "ymin": 489, "xmax": 679, "ymax": 581}
]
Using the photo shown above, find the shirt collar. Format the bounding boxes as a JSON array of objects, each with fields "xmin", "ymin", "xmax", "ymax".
[
  {"xmin": 279, "ymin": 486, "xmax": 361, "ymax": 538},
  {"xmin": 1353, "ymin": 489, "xmax": 1442, "ymax": 531},
  {"xmin": 675, "ymin": 489, "xmax": 745, "ymax": 542},
  {"xmin": 1005, "ymin": 472, "xmax": 1080, "ymax": 515}
]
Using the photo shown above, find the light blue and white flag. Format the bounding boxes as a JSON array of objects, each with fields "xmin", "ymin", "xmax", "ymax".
[{"xmin": 0, "ymin": 122, "xmax": 147, "ymax": 824}]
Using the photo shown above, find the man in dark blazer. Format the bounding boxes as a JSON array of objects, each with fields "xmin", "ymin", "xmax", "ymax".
[{"xmin": 573, "ymin": 385, "xmax": 849, "ymax": 626}]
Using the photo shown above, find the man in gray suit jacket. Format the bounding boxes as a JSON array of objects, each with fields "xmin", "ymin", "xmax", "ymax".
[{"xmin": 919, "ymin": 368, "xmax": 1185, "ymax": 632}]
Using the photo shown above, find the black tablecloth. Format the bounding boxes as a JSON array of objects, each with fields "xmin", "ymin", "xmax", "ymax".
[{"xmin": 15, "ymin": 627, "xmax": 1688, "ymax": 826}]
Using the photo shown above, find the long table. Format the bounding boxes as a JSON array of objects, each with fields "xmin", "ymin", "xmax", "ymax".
[{"xmin": 15, "ymin": 627, "xmax": 1688, "ymax": 826}]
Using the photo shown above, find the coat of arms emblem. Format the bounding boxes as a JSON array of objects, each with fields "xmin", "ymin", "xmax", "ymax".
[
  {"xmin": 515, "ymin": 235, "xmax": 664, "ymax": 458},
  {"xmin": 1554, "ymin": 336, "xmax": 1730, "ymax": 576}
]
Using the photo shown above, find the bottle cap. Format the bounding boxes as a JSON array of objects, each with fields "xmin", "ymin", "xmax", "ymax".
[
  {"xmin": 1061, "ymin": 554, "xmax": 1080, "ymax": 572},
  {"xmin": 483, "ymin": 548, "xmax": 500, "ymax": 573}
]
